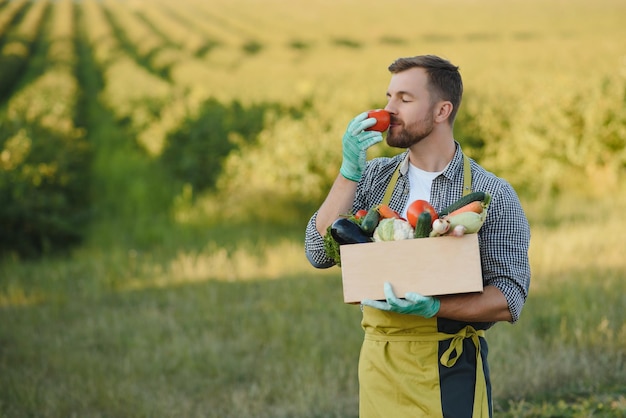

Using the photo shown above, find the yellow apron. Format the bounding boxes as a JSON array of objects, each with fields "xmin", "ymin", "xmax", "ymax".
[
  {"xmin": 359, "ymin": 150, "xmax": 487, "ymax": 416},
  {"xmin": 358, "ymin": 307, "xmax": 490, "ymax": 418}
]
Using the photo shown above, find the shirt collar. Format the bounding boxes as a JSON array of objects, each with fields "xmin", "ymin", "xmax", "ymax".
[
  {"xmin": 442, "ymin": 141, "xmax": 465, "ymax": 181},
  {"xmin": 398, "ymin": 141, "xmax": 464, "ymax": 180}
]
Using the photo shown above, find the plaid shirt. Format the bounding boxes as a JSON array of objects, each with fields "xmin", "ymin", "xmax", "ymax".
[{"xmin": 305, "ymin": 142, "xmax": 531, "ymax": 323}]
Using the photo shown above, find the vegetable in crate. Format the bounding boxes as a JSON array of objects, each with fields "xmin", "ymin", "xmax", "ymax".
[
  {"xmin": 429, "ymin": 191, "xmax": 491, "ymax": 237},
  {"xmin": 373, "ymin": 218, "xmax": 414, "ymax": 242},
  {"xmin": 323, "ymin": 225, "xmax": 342, "ymax": 265},
  {"xmin": 407, "ymin": 200, "xmax": 438, "ymax": 228},
  {"xmin": 446, "ymin": 211, "xmax": 486, "ymax": 235},
  {"xmin": 323, "ymin": 213, "xmax": 375, "ymax": 266},
  {"xmin": 430, "ymin": 218, "xmax": 451, "ymax": 237},
  {"xmin": 378, "ymin": 204, "xmax": 403, "ymax": 219},
  {"xmin": 430, "ymin": 207, "xmax": 487, "ymax": 237},
  {"xmin": 360, "ymin": 206, "xmax": 381, "ymax": 236},
  {"xmin": 413, "ymin": 211, "xmax": 433, "ymax": 238},
  {"xmin": 331, "ymin": 218, "xmax": 372, "ymax": 245},
  {"xmin": 354, "ymin": 209, "xmax": 368, "ymax": 220},
  {"xmin": 438, "ymin": 191, "xmax": 491, "ymax": 218}
]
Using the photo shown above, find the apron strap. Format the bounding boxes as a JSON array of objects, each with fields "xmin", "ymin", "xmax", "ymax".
[
  {"xmin": 463, "ymin": 153, "xmax": 472, "ymax": 196},
  {"xmin": 381, "ymin": 151, "xmax": 473, "ymax": 206},
  {"xmin": 440, "ymin": 325, "xmax": 489, "ymax": 417},
  {"xmin": 381, "ymin": 162, "xmax": 401, "ymax": 206}
]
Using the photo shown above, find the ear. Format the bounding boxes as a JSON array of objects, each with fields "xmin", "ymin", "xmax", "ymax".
[{"xmin": 434, "ymin": 101, "xmax": 453, "ymax": 123}]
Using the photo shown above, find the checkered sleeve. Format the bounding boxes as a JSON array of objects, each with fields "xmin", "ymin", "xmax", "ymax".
[
  {"xmin": 476, "ymin": 177, "xmax": 531, "ymax": 323},
  {"xmin": 304, "ymin": 154, "xmax": 406, "ymax": 269},
  {"xmin": 304, "ymin": 211, "xmax": 335, "ymax": 269},
  {"xmin": 431, "ymin": 148, "xmax": 531, "ymax": 324}
]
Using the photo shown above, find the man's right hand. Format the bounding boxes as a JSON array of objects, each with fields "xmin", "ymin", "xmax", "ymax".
[{"xmin": 340, "ymin": 112, "xmax": 384, "ymax": 182}]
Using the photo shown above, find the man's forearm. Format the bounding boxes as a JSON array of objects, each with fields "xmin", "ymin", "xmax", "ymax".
[
  {"xmin": 315, "ymin": 174, "xmax": 358, "ymax": 235},
  {"xmin": 437, "ymin": 285, "xmax": 512, "ymax": 323}
]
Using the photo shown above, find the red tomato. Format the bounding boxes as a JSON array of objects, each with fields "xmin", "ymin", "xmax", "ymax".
[
  {"xmin": 406, "ymin": 200, "xmax": 438, "ymax": 228},
  {"xmin": 354, "ymin": 209, "xmax": 368, "ymax": 219},
  {"xmin": 365, "ymin": 109, "xmax": 390, "ymax": 132}
]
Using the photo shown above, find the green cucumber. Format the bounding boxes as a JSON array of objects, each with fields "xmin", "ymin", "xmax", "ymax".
[
  {"xmin": 414, "ymin": 211, "xmax": 432, "ymax": 238},
  {"xmin": 438, "ymin": 191, "xmax": 489, "ymax": 218},
  {"xmin": 359, "ymin": 206, "xmax": 380, "ymax": 236}
]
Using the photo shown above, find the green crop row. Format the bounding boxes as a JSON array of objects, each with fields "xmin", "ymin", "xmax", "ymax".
[
  {"xmin": 0, "ymin": 0, "xmax": 48, "ymax": 97},
  {"xmin": 0, "ymin": 0, "xmax": 91, "ymax": 257},
  {"xmin": 0, "ymin": 0, "xmax": 28, "ymax": 40}
]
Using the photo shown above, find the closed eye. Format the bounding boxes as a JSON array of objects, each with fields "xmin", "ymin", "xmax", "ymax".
[{"xmin": 387, "ymin": 91, "xmax": 415, "ymax": 103}]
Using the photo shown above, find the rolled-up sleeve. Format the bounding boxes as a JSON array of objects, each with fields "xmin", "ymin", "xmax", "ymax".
[
  {"xmin": 305, "ymin": 211, "xmax": 335, "ymax": 269},
  {"xmin": 304, "ymin": 154, "xmax": 406, "ymax": 270},
  {"xmin": 478, "ymin": 182, "xmax": 531, "ymax": 323}
]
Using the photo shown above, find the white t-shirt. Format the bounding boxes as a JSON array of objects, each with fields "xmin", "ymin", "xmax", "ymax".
[{"xmin": 401, "ymin": 163, "xmax": 445, "ymax": 218}]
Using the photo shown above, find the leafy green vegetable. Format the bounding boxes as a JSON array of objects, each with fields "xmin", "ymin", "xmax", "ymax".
[
  {"xmin": 323, "ymin": 225, "xmax": 342, "ymax": 266},
  {"xmin": 322, "ymin": 212, "xmax": 362, "ymax": 266}
]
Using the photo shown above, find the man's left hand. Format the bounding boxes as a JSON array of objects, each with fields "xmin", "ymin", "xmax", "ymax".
[{"xmin": 361, "ymin": 282, "xmax": 440, "ymax": 318}]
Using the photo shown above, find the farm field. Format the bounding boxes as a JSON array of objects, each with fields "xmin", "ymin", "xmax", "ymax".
[{"xmin": 1, "ymin": 0, "xmax": 626, "ymax": 416}]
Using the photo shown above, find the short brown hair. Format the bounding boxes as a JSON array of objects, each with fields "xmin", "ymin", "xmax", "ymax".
[{"xmin": 388, "ymin": 55, "xmax": 463, "ymax": 125}]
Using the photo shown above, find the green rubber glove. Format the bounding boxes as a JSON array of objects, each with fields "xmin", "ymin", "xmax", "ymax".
[
  {"xmin": 361, "ymin": 282, "xmax": 441, "ymax": 318},
  {"xmin": 340, "ymin": 112, "xmax": 383, "ymax": 182}
]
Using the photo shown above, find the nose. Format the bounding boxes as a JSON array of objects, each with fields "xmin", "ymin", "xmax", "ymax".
[{"xmin": 383, "ymin": 101, "xmax": 396, "ymax": 115}]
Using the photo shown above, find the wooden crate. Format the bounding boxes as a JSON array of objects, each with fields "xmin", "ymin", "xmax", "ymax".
[{"xmin": 340, "ymin": 234, "xmax": 483, "ymax": 304}]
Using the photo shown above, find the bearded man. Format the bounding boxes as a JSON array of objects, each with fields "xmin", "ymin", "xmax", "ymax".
[{"xmin": 304, "ymin": 55, "xmax": 531, "ymax": 418}]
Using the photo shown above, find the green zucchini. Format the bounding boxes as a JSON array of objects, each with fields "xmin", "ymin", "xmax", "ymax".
[
  {"xmin": 414, "ymin": 211, "xmax": 432, "ymax": 238},
  {"xmin": 438, "ymin": 191, "xmax": 490, "ymax": 218},
  {"xmin": 359, "ymin": 206, "xmax": 380, "ymax": 236}
]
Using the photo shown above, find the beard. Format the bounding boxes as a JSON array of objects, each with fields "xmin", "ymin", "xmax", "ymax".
[{"xmin": 386, "ymin": 111, "xmax": 435, "ymax": 149}]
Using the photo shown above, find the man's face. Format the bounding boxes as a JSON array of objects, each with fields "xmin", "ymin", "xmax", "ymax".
[{"xmin": 384, "ymin": 67, "xmax": 437, "ymax": 149}]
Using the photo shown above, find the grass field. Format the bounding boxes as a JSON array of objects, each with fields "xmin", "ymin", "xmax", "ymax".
[
  {"xmin": 1, "ymin": 204, "xmax": 626, "ymax": 417},
  {"xmin": 1, "ymin": 0, "xmax": 626, "ymax": 416}
]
